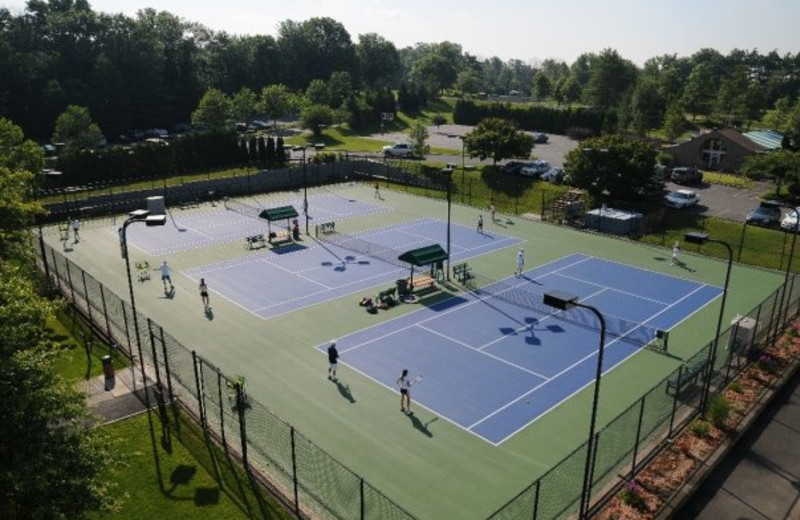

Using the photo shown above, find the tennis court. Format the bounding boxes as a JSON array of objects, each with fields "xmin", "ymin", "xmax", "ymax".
[
  {"xmin": 49, "ymin": 182, "xmax": 784, "ymax": 519},
  {"xmin": 182, "ymin": 217, "xmax": 520, "ymax": 319},
  {"xmin": 120, "ymin": 193, "xmax": 389, "ymax": 256},
  {"xmin": 326, "ymin": 253, "xmax": 722, "ymax": 444}
]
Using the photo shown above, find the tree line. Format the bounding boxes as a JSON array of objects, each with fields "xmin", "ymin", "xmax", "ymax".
[{"xmin": 2, "ymin": 1, "xmax": 800, "ymax": 147}]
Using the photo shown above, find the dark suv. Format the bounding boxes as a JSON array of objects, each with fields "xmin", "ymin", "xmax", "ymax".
[
  {"xmin": 746, "ymin": 201, "xmax": 782, "ymax": 227},
  {"xmin": 671, "ymin": 167, "xmax": 703, "ymax": 185}
]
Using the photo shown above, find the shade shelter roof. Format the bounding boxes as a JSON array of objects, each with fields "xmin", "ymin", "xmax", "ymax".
[
  {"xmin": 397, "ymin": 244, "xmax": 448, "ymax": 267},
  {"xmin": 259, "ymin": 206, "xmax": 298, "ymax": 221}
]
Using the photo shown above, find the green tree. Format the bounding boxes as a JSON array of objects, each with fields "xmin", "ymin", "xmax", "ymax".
[
  {"xmin": 191, "ymin": 88, "xmax": 233, "ymax": 131},
  {"xmin": 455, "ymin": 69, "xmax": 481, "ymax": 97},
  {"xmin": 532, "ymin": 72, "xmax": 552, "ymax": 102},
  {"xmin": 407, "ymin": 120, "xmax": 430, "ymax": 159},
  {"xmin": 741, "ymin": 149, "xmax": 800, "ymax": 196},
  {"xmin": 305, "ymin": 79, "xmax": 331, "ymax": 107},
  {"xmin": 231, "ymin": 87, "xmax": 258, "ymax": 124},
  {"xmin": 563, "ymin": 135, "xmax": 659, "ymax": 204},
  {"xmin": 51, "ymin": 105, "xmax": 104, "ymax": 155},
  {"xmin": 0, "ymin": 119, "xmax": 115, "ymax": 518},
  {"xmin": 584, "ymin": 48, "xmax": 637, "ymax": 108},
  {"xmin": 355, "ymin": 33, "xmax": 400, "ymax": 89},
  {"xmin": 258, "ymin": 84, "xmax": 296, "ymax": 131},
  {"xmin": 630, "ymin": 77, "xmax": 662, "ymax": 134},
  {"xmin": 463, "ymin": 117, "xmax": 534, "ymax": 166},
  {"xmin": 682, "ymin": 64, "xmax": 714, "ymax": 121},
  {"xmin": 300, "ymin": 104, "xmax": 335, "ymax": 136},
  {"xmin": 327, "ymin": 71, "xmax": 353, "ymax": 109},
  {"xmin": 662, "ymin": 100, "xmax": 685, "ymax": 142}
]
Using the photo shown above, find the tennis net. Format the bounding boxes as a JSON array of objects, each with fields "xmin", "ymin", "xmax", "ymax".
[
  {"xmin": 315, "ymin": 225, "xmax": 406, "ymax": 269},
  {"xmin": 224, "ymin": 198, "xmax": 262, "ymax": 220},
  {"xmin": 467, "ymin": 272, "xmax": 660, "ymax": 347}
]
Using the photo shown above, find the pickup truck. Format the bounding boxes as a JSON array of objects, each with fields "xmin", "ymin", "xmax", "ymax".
[{"xmin": 382, "ymin": 143, "xmax": 414, "ymax": 158}]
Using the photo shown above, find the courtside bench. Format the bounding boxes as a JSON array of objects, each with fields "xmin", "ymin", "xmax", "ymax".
[
  {"xmin": 666, "ymin": 357, "xmax": 709, "ymax": 397},
  {"xmin": 269, "ymin": 230, "xmax": 293, "ymax": 248},
  {"xmin": 409, "ymin": 275, "xmax": 435, "ymax": 292},
  {"xmin": 245, "ymin": 234, "xmax": 267, "ymax": 250}
]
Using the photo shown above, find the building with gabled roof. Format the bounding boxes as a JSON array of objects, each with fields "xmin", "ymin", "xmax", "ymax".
[{"xmin": 666, "ymin": 128, "xmax": 783, "ymax": 172}]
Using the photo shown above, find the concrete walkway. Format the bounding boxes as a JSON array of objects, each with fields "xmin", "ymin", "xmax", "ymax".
[
  {"xmin": 677, "ymin": 369, "xmax": 800, "ymax": 519},
  {"xmin": 79, "ymin": 368, "xmax": 155, "ymax": 424}
]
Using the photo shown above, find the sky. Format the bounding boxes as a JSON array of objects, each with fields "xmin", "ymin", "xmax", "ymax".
[{"xmin": 4, "ymin": 0, "xmax": 800, "ymax": 66}]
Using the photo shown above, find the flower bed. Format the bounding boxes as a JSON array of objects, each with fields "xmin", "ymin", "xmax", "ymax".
[{"xmin": 594, "ymin": 320, "xmax": 800, "ymax": 519}]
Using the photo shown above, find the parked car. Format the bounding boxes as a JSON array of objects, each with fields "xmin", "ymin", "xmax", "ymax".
[
  {"xmin": 520, "ymin": 160, "xmax": 551, "ymax": 178},
  {"xmin": 540, "ymin": 167, "xmax": 564, "ymax": 183},
  {"xmin": 499, "ymin": 161, "xmax": 527, "ymax": 175},
  {"xmin": 665, "ymin": 189, "xmax": 700, "ymax": 209},
  {"xmin": 746, "ymin": 201, "xmax": 782, "ymax": 227},
  {"xmin": 532, "ymin": 132, "xmax": 548, "ymax": 144},
  {"xmin": 382, "ymin": 143, "xmax": 413, "ymax": 158},
  {"xmin": 781, "ymin": 207, "xmax": 800, "ymax": 231},
  {"xmin": 671, "ymin": 166, "xmax": 703, "ymax": 185}
]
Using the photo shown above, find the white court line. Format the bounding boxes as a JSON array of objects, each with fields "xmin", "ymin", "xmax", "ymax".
[
  {"xmin": 552, "ymin": 271, "xmax": 673, "ymax": 306},
  {"xmin": 417, "ymin": 324, "xmax": 549, "ymax": 379},
  {"xmin": 477, "ymin": 283, "xmax": 712, "ymax": 443}
]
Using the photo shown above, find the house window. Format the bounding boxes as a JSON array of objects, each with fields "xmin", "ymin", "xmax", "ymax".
[{"xmin": 701, "ymin": 139, "xmax": 727, "ymax": 168}]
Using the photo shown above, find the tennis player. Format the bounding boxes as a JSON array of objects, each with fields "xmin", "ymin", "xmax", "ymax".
[
  {"xmin": 159, "ymin": 261, "xmax": 174, "ymax": 292},
  {"xmin": 671, "ymin": 241, "xmax": 680, "ymax": 266},
  {"xmin": 199, "ymin": 278, "xmax": 210, "ymax": 308},
  {"xmin": 515, "ymin": 249, "xmax": 525, "ymax": 276},
  {"xmin": 477, "ymin": 214, "xmax": 484, "ymax": 234},
  {"xmin": 397, "ymin": 369, "xmax": 414, "ymax": 414},
  {"xmin": 327, "ymin": 341, "xmax": 339, "ymax": 381}
]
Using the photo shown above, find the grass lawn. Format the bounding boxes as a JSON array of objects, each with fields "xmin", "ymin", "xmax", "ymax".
[
  {"xmin": 50, "ymin": 306, "xmax": 130, "ymax": 381},
  {"xmin": 89, "ymin": 407, "xmax": 292, "ymax": 520},
  {"xmin": 50, "ymin": 301, "xmax": 291, "ymax": 519}
]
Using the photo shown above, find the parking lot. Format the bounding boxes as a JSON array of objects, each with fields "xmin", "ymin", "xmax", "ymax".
[{"xmin": 299, "ymin": 123, "xmax": 775, "ymax": 224}]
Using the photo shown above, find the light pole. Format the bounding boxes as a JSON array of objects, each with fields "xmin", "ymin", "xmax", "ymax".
[
  {"xmin": 442, "ymin": 168, "xmax": 453, "ymax": 280},
  {"xmin": 121, "ymin": 210, "xmax": 167, "ymax": 398},
  {"xmin": 302, "ymin": 145, "xmax": 309, "ymax": 234},
  {"xmin": 776, "ymin": 207, "xmax": 799, "ymax": 342},
  {"xmin": 543, "ymin": 291, "xmax": 606, "ymax": 520},
  {"xmin": 684, "ymin": 232, "xmax": 733, "ymax": 410}
]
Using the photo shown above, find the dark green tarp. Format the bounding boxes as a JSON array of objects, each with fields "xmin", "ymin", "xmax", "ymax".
[
  {"xmin": 397, "ymin": 244, "xmax": 448, "ymax": 267},
  {"xmin": 259, "ymin": 206, "xmax": 298, "ymax": 221}
]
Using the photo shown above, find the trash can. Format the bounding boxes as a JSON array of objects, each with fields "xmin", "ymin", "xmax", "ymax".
[
  {"xmin": 102, "ymin": 355, "xmax": 114, "ymax": 380},
  {"xmin": 396, "ymin": 278, "xmax": 409, "ymax": 296}
]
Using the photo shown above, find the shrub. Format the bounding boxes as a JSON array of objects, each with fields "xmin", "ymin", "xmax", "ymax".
[
  {"xmin": 620, "ymin": 480, "xmax": 645, "ymax": 509},
  {"xmin": 706, "ymin": 395, "xmax": 731, "ymax": 427},
  {"xmin": 691, "ymin": 419, "xmax": 711, "ymax": 438},
  {"xmin": 728, "ymin": 380, "xmax": 743, "ymax": 393},
  {"xmin": 756, "ymin": 354, "xmax": 776, "ymax": 373}
]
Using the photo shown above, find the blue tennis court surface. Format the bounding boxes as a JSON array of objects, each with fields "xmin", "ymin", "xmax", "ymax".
[
  {"xmin": 183, "ymin": 218, "xmax": 520, "ymax": 319},
  {"xmin": 120, "ymin": 193, "xmax": 389, "ymax": 256},
  {"xmin": 325, "ymin": 254, "xmax": 723, "ymax": 445}
]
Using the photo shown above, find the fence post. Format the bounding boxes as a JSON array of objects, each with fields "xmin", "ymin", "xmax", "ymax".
[
  {"xmin": 99, "ymin": 284, "xmax": 112, "ymax": 339},
  {"xmin": 236, "ymin": 377, "xmax": 249, "ymax": 466},
  {"xmin": 49, "ymin": 246, "xmax": 60, "ymax": 288},
  {"xmin": 290, "ymin": 427, "xmax": 300, "ymax": 517},
  {"xmin": 540, "ymin": 190, "xmax": 545, "ymax": 219},
  {"xmin": 65, "ymin": 259, "xmax": 76, "ymax": 303},
  {"xmin": 159, "ymin": 327, "xmax": 174, "ymax": 400},
  {"xmin": 360, "ymin": 478, "xmax": 365, "ymax": 520},
  {"xmin": 737, "ymin": 223, "xmax": 747, "ymax": 262},
  {"xmin": 217, "ymin": 371, "xmax": 228, "ymax": 444},
  {"xmin": 531, "ymin": 479, "xmax": 540, "ymax": 520},
  {"xmin": 81, "ymin": 271, "xmax": 92, "ymax": 323},
  {"xmin": 748, "ymin": 304, "xmax": 764, "ymax": 359},
  {"xmin": 146, "ymin": 318, "xmax": 165, "ymax": 397},
  {"xmin": 631, "ymin": 397, "xmax": 646, "ymax": 476},
  {"xmin": 192, "ymin": 351, "xmax": 206, "ymax": 431},
  {"xmin": 668, "ymin": 365, "xmax": 683, "ymax": 437}
]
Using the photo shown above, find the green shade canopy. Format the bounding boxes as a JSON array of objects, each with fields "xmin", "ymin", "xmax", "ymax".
[
  {"xmin": 259, "ymin": 206, "xmax": 298, "ymax": 221},
  {"xmin": 397, "ymin": 244, "xmax": 448, "ymax": 267}
]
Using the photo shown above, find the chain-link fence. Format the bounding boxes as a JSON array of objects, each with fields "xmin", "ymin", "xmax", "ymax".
[
  {"xmin": 35, "ymin": 240, "xmax": 418, "ymax": 520},
  {"xmin": 33, "ymin": 162, "xmax": 800, "ymax": 519}
]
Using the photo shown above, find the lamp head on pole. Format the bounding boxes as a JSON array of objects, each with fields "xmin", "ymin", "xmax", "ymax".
[
  {"xmin": 684, "ymin": 231, "xmax": 710, "ymax": 244},
  {"xmin": 543, "ymin": 290, "xmax": 579, "ymax": 311}
]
